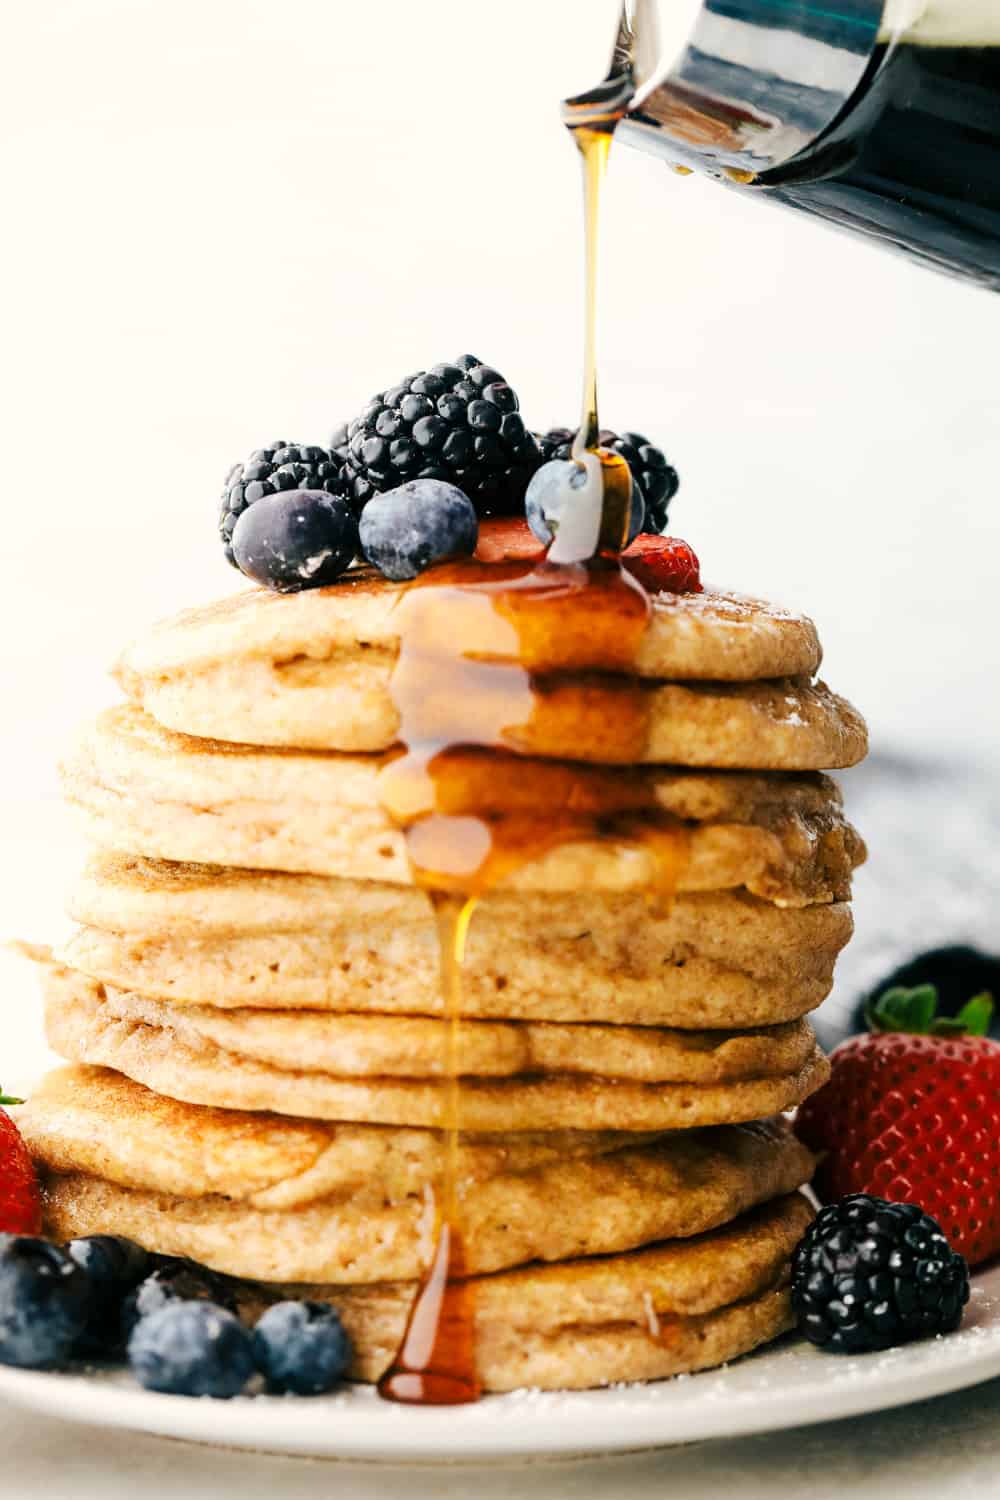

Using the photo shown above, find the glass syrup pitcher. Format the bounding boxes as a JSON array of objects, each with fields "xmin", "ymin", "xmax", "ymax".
[{"xmin": 569, "ymin": 0, "xmax": 1000, "ymax": 288}]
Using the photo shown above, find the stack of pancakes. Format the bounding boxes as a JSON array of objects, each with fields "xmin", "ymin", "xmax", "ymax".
[{"xmin": 18, "ymin": 573, "xmax": 867, "ymax": 1392}]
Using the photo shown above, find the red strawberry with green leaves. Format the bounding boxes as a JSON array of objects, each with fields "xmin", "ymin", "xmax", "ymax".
[
  {"xmin": 796, "ymin": 986, "xmax": 1000, "ymax": 1265},
  {"xmin": 0, "ymin": 1088, "xmax": 42, "ymax": 1236}
]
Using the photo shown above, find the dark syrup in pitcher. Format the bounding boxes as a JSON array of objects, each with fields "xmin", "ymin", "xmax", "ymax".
[{"xmin": 761, "ymin": 27, "xmax": 1000, "ymax": 287}]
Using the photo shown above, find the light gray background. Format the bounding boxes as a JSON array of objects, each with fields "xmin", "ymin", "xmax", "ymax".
[{"xmin": 2, "ymin": 0, "xmax": 999, "ymax": 1489}]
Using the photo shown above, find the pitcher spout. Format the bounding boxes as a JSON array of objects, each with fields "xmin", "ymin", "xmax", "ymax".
[{"xmin": 565, "ymin": 0, "xmax": 886, "ymax": 179}]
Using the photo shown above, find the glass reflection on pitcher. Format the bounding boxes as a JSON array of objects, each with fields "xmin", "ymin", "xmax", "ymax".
[{"xmin": 572, "ymin": 1, "xmax": 1000, "ymax": 287}]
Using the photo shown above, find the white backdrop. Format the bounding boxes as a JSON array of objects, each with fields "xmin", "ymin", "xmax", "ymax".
[{"xmin": 3, "ymin": 0, "xmax": 1000, "ymax": 1082}]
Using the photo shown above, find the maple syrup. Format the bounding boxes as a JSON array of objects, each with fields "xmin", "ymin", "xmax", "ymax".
[
  {"xmin": 561, "ymin": 73, "xmax": 635, "ymax": 555},
  {"xmin": 642, "ymin": 1292, "xmax": 679, "ymax": 1348},
  {"xmin": 377, "ymin": 893, "xmax": 481, "ymax": 1406},
  {"xmin": 376, "ymin": 560, "xmax": 689, "ymax": 1405},
  {"xmin": 376, "ymin": 71, "xmax": 688, "ymax": 1407}
]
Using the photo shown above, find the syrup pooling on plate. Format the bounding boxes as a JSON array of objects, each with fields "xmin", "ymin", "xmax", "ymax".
[{"xmin": 376, "ymin": 556, "xmax": 690, "ymax": 1405}]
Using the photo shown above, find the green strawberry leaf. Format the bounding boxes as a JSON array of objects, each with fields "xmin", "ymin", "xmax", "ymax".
[
  {"xmin": 868, "ymin": 984, "xmax": 939, "ymax": 1034},
  {"xmin": 927, "ymin": 1017, "xmax": 972, "ymax": 1036},
  {"xmin": 0, "ymin": 1087, "xmax": 23, "ymax": 1106},
  {"xmin": 948, "ymin": 991, "xmax": 994, "ymax": 1037},
  {"xmin": 866, "ymin": 984, "xmax": 994, "ymax": 1038}
]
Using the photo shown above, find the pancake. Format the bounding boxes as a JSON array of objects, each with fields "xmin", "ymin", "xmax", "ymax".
[
  {"xmin": 33, "ymin": 964, "xmax": 818, "ymax": 1082},
  {"xmin": 28, "ymin": 1080, "xmax": 814, "ymax": 1282},
  {"xmin": 115, "ymin": 628, "xmax": 864, "ymax": 764},
  {"xmin": 64, "ymin": 853, "xmax": 853, "ymax": 1026},
  {"xmin": 39, "ymin": 1170, "xmax": 809, "ymax": 1388},
  {"xmin": 48, "ymin": 1185, "xmax": 808, "ymax": 1391},
  {"xmin": 41, "ymin": 966, "xmax": 831, "ymax": 1131},
  {"xmin": 58, "ymin": 923, "xmax": 836, "ymax": 1028},
  {"xmin": 62, "ymin": 707, "xmax": 865, "ymax": 901},
  {"xmin": 243, "ymin": 1194, "xmax": 814, "ymax": 1390},
  {"xmin": 116, "ymin": 580, "xmax": 824, "ymax": 746},
  {"xmin": 111, "ymin": 576, "xmax": 857, "ymax": 768},
  {"xmin": 15, "ymin": 1066, "xmax": 666, "ymax": 1210}
]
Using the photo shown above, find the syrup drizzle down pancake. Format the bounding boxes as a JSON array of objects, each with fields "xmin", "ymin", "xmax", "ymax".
[{"xmin": 61, "ymin": 706, "xmax": 865, "ymax": 901}]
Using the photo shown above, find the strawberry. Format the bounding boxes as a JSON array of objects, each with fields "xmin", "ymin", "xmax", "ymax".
[
  {"xmin": 796, "ymin": 985, "xmax": 1000, "ymax": 1265},
  {"xmin": 474, "ymin": 518, "xmax": 545, "ymax": 564},
  {"xmin": 474, "ymin": 518, "xmax": 703, "ymax": 595},
  {"xmin": 621, "ymin": 535, "xmax": 702, "ymax": 595},
  {"xmin": 0, "ymin": 1089, "xmax": 42, "ymax": 1236}
]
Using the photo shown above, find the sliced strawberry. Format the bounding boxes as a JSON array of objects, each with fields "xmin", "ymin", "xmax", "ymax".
[
  {"xmin": 474, "ymin": 518, "xmax": 545, "ymax": 564},
  {"xmin": 622, "ymin": 535, "xmax": 702, "ymax": 595}
]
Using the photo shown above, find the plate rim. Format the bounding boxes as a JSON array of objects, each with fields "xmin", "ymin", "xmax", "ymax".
[{"xmin": 0, "ymin": 1270, "xmax": 998, "ymax": 1460}]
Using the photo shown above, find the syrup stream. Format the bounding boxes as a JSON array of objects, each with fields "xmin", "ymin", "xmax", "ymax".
[
  {"xmin": 575, "ymin": 125, "xmax": 611, "ymax": 457},
  {"xmin": 376, "ymin": 71, "xmax": 683, "ymax": 1408},
  {"xmin": 377, "ymin": 893, "xmax": 480, "ymax": 1405},
  {"xmin": 563, "ymin": 80, "xmax": 635, "ymax": 556}
]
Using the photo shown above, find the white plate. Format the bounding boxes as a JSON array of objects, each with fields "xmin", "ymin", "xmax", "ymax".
[{"xmin": 1, "ymin": 1268, "xmax": 999, "ymax": 1461}]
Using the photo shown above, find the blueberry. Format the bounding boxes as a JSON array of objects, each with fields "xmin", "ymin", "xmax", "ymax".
[
  {"xmin": 525, "ymin": 458, "xmax": 606, "ymax": 565},
  {"xmin": 231, "ymin": 489, "xmax": 359, "ymax": 593},
  {"xmin": 128, "ymin": 1301, "xmax": 255, "ymax": 1398},
  {"xmin": 0, "ymin": 1235, "xmax": 91, "ymax": 1368},
  {"xmin": 526, "ymin": 457, "xmax": 643, "ymax": 561},
  {"xmin": 535, "ymin": 427, "xmax": 677, "ymax": 534},
  {"xmin": 121, "ymin": 1260, "xmax": 238, "ymax": 1342},
  {"xmin": 67, "ymin": 1235, "xmax": 152, "ymax": 1356},
  {"xmin": 252, "ymin": 1301, "xmax": 352, "ymax": 1395},
  {"xmin": 359, "ymin": 479, "xmax": 478, "ymax": 581},
  {"xmin": 219, "ymin": 442, "xmax": 347, "ymax": 567},
  {"xmin": 526, "ymin": 459, "xmax": 585, "ymax": 545}
]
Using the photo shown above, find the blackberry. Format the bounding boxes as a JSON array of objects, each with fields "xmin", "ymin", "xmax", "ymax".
[
  {"xmin": 219, "ymin": 443, "xmax": 346, "ymax": 566},
  {"xmin": 536, "ymin": 428, "xmax": 679, "ymax": 533},
  {"xmin": 342, "ymin": 356, "xmax": 541, "ymax": 517},
  {"xmin": 329, "ymin": 421, "xmax": 350, "ymax": 469},
  {"xmin": 121, "ymin": 1259, "xmax": 238, "ymax": 1341},
  {"xmin": 792, "ymin": 1194, "xmax": 969, "ymax": 1354}
]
